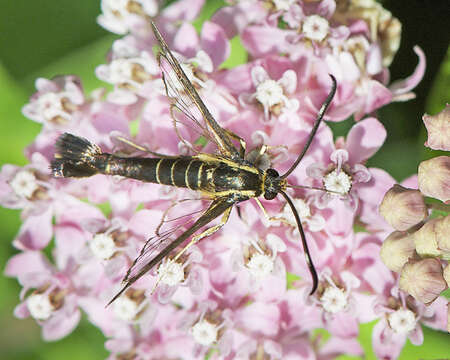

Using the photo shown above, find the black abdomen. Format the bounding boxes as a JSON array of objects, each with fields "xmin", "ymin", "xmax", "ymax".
[
  {"xmin": 98, "ymin": 155, "xmax": 261, "ymax": 195},
  {"xmin": 100, "ymin": 156, "xmax": 204, "ymax": 190}
]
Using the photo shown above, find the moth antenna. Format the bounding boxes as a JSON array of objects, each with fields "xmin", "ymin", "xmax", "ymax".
[
  {"xmin": 280, "ymin": 74, "xmax": 337, "ymax": 179},
  {"xmin": 280, "ymin": 190, "xmax": 318, "ymax": 295},
  {"xmin": 287, "ymin": 184, "xmax": 343, "ymax": 195}
]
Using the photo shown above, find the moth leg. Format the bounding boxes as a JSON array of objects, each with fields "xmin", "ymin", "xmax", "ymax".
[
  {"xmin": 151, "ymin": 205, "xmax": 232, "ymax": 293},
  {"xmin": 224, "ymin": 129, "xmax": 246, "ymax": 158},
  {"xmin": 172, "ymin": 206, "xmax": 232, "ymax": 262},
  {"xmin": 256, "ymin": 144, "xmax": 288, "ymax": 159},
  {"xmin": 254, "ymin": 198, "xmax": 270, "ymax": 221},
  {"xmin": 268, "ymin": 214, "xmax": 292, "ymax": 226},
  {"xmin": 254, "ymin": 198, "xmax": 292, "ymax": 226}
]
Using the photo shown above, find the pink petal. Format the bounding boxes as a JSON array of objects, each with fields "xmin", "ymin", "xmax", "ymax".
[
  {"xmin": 278, "ymin": 69, "xmax": 297, "ymax": 94},
  {"xmin": 162, "ymin": 0, "xmax": 205, "ymax": 22},
  {"xmin": 317, "ymin": 0, "xmax": 336, "ymax": 19},
  {"xmin": 421, "ymin": 296, "xmax": 449, "ymax": 331},
  {"xmin": 158, "ymin": 284, "xmax": 178, "ymax": 304},
  {"xmin": 351, "ymin": 240, "xmax": 395, "ymax": 294},
  {"xmin": 35, "ymin": 77, "xmax": 59, "ymax": 93},
  {"xmin": 346, "ymin": 117, "xmax": 387, "ymax": 164},
  {"xmin": 14, "ymin": 207, "xmax": 53, "ymax": 250},
  {"xmin": 357, "ymin": 168, "xmax": 396, "ymax": 231},
  {"xmin": 201, "ymin": 21, "xmax": 230, "ymax": 70},
  {"xmin": 77, "ymin": 297, "xmax": 116, "ymax": 336},
  {"xmin": 4, "ymin": 251, "xmax": 51, "ymax": 277},
  {"xmin": 366, "ymin": 44, "xmax": 383, "ymax": 75},
  {"xmin": 55, "ymin": 196, "xmax": 104, "ymax": 228},
  {"xmin": 408, "ymin": 325, "xmax": 424, "ymax": 345},
  {"xmin": 319, "ymin": 335, "xmax": 363, "ymax": 358},
  {"xmin": 13, "ymin": 302, "xmax": 30, "ymax": 319},
  {"xmin": 241, "ymin": 26, "xmax": 288, "ymax": 57},
  {"xmin": 372, "ymin": 319, "xmax": 406, "ymax": 360},
  {"xmin": 362, "ymin": 79, "xmax": 392, "ymax": 116},
  {"xmin": 42, "ymin": 308, "xmax": 81, "ymax": 341},
  {"xmin": 173, "ymin": 22, "xmax": 198, "ymax": 57},
  {"xmin": 54, "ymin": 225, "xmax": 87, "ymax": 269},
  {"xmin": 326, "ymin": 312, "xmax": 359, "ymax": 338},
  {"xmin": 91, "ymin": 103, "xmax": 131, "ymax": 135},
  {"xmin": 214, "ymin": 63, "xmax": 253, "ymax": 95},
  {"xmin": 325, "ymin": 198, "xmax": 355, "ymax": 237},
  {"xmin": 237, "ymin": 302, "xmax": 280, "ymax": 336},
  {"xmin": 390, "ymin": 46, "xmax": 426, "ymax": 95},
  {"xmin": 129, "ymin": 209, "xmax": 165, "ymax": 239},
  {"xmin": 211, "ymin": 3, "xmax": 267, "ymax": 38},
  {"xmin": 353, "ymin": 292, "xmax": 378, "ymax": 322}
]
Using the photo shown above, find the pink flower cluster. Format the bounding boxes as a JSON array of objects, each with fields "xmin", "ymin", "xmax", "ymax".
[{"xmin": 1, "ymin": 1, "xmax": 448, "ymax": 359}]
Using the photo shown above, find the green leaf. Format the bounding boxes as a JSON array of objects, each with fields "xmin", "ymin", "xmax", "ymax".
[
  {"xmin": 21, "ymin": 35, "xmax": 117, "ymax": 95},
  {"xmin": 425, "ymin": 46, "xmax": 450, "ymax": 115}
]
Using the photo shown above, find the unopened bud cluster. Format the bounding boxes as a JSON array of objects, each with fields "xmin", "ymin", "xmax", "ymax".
[{"xmin": 379, "ymin": 106, "xmax": 449, "ymax": 326}]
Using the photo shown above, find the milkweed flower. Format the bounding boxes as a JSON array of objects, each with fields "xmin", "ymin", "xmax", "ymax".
[{"xmin": 2, "ymin": 1, "xmax": 447, "ymax": 359}]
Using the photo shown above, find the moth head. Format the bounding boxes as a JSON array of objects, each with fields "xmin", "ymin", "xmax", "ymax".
[{"xmin": 263, "ymin": 168, "xmax": 286, "ymax": 200}]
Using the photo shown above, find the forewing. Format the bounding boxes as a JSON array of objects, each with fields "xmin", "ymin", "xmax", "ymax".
[
  {"xmin": 107, "ymin": 196, "xmax": 234, "ymax": 306},
  {"xmin": 151, "ymin": 21, "xmax": 239, "ymax": 158},
  {"xmin": 124, "ymin": 198, "xmax": 206, "ymax": 283}
]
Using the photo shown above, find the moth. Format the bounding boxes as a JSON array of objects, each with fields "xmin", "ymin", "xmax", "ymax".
[{"xmin": 51, "ymin": 21, "xmax": 337, "ymax": 305}]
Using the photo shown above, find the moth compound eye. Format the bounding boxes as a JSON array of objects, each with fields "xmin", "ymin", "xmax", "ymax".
[
  {"xmin": 264, "ymin": 190, "xmax": 277, "ymax": 200},
  {"xmin": 266, "ymin": 168, "xmax": 279, "ymax": 178}
]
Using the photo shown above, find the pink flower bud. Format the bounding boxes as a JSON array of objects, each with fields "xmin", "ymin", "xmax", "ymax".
[
  {"xmin": 380, "ymin": 231, "xmax": 415, "ymax": 272},
  {"xmin": 422, "ymin": 105, "xmax": 450, "ymax": 151},
  {"xmin": 436, "ymin": 215, "xmax": 450, "ymax": 256},
  {"xmin": 418, "ymin": 156, "xmax": 450, "ymax": 203},
  {"xmin": 399, "ymin": 258, "xmax": 448, "ymax": 305},
  {"xmin": 444, "ymin": 264, "xmax": 450, "ymax": 287},
  {"xmin": 447, "ymin": 302, "xmax": 450, "ymax": 333},
  {"xmin": 379, "ymin": 184, "xmax": 428, "ymax": 231},
  {"xmin": 414, "ymin": 218, "xmax": 444, "ymax": 258}
]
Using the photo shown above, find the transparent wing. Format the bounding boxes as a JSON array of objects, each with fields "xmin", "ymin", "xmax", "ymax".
[
  {"xmin": 151, "ymin": 21, "xmax": 239, "ymax": 158},
  {"xmin": 107, "ymin": 196, "xmax": 234, "ymax": 306},
  {"xmin": 124, "ymin": 197, "xmax": 206, "ymax": 283}
]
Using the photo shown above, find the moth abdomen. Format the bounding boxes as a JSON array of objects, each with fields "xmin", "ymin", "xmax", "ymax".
[{"xmin": 51, "ymin": 133, "xmax": 103, "ymax": 178}]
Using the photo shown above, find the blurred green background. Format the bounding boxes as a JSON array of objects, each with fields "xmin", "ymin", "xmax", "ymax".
[{"xmin": 0, "ymin": 1, "xmax": 448, "ymax": 359}]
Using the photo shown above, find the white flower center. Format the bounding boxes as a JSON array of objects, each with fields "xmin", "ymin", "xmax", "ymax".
[
  {"xmin": 113, "ymin": 296, "xmax": 139, "ymax": 321},
  {"xmin": 292, "ymin": 198, "xmax": 311, "ymax": 218},
  {"xmin": 303, "ymin": 15, "xmax": 329, "ymax": 42},
  {"xmin": 323, "ymin": 169, "xmax": 352, "ymax": 195},
  {"xmin": 10, "ymin": 170, "xmax": 39, "ymax": 198},
  {"xmin": 273, "ymin": 0, "xmax": 295, "ymax": 11},
  {"xmin": 255, "ymin": 79, "xmax": 285, "ymax": 108},
  {"xmin": 108, "ymin": 59, "xmax": 135, "ymax": 83},
  {"xmin": 191, "ymin": 319, "xmax": 218, "ymax": 346},
  {"xmin": 90, "ymin": 233, "xmax": 116, "ymax": 260},
  {"xmin": 104, "ymin": 0, "xmax": 128, "ymax": 13},
  {"xmin": 246, "ymin": 253, "xmax": 274, "ymax": 278},
  {"xmin": 37, "ymin": 92, "xmax": 65, "ymax": 120},
  {"xmin": 157, "ymin": 259, "xmax": 185, "ymax": 286},
  {"xmin": 388, "ymin": 309, "xmax": 416, "ymax": 334},
  {"xmin": 191, "ymin": 50, "xmax": 213, "ymax": 73},
  {"xmin": 27, "ymin": 294, "xmax": 53, "ymax": 320},
  {"xmin": 320, "ymin": 287, "xmax": 348, "ymax": 313}
]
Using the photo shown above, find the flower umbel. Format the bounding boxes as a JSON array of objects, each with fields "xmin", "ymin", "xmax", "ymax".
[{"xmin": 2, "ymin": 1, "xmax": 448, "ymax": 359}]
